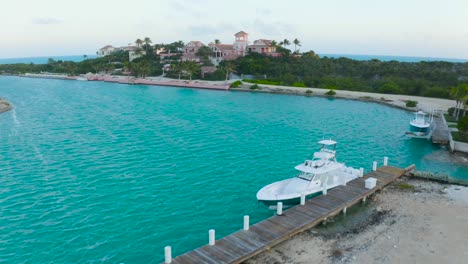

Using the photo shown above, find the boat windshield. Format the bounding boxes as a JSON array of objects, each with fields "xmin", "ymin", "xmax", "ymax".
[{"xmin": 297, "ymin": 171, "xmax": 316, "ymax": 181}]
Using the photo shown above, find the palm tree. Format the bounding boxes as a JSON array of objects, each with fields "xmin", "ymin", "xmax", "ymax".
[
  {"xmin": 143, "ymin": 37, "xmax": 152, "ymax": 53},
  {"xmin": 134, "ymin": 47, "xmax": 144, "ymax": 56},
  {"xmin": 184, "ymin": 61, "xmax": 199, "ymax": 80},
  {"xmin": 282, "ymin": 39, "xmax": 290, "ymax": 48},
  {"xmin": 214, "ymin": 39, "xmax": 221, "ymax": 44},
  {"xmin": 293, "ymin": 38, "xmax": 301, "ymax": 52},
  {"xmin": 135, "ymin": 38, "xmax": 143, "ymax": 47},
  {"xmin": 220, "ymin": 62, "xmax": 235, "ymax": 81},
  {"xmin": 171, "ymin": 63, "xmax": 182, "ymax": 80},
  {"xmin": 271, "ymin": 40, "xmax": 278, "ymax": 47},
  {"xmin": 451, "ymin": 86, "xmax": 462, "ymax": 120}
]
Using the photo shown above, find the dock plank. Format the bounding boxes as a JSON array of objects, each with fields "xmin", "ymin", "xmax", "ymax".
[{"xmin": 168, "ymin": 166, "xmax": 407, "ymax": 264}]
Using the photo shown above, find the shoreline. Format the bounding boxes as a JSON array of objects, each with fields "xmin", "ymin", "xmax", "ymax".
[
  {"xmin": 2, "ymin": 73, "xmax": 455, "ymax": 112},
  {"xmin": 0, "ymin": 97, "xmax": 12, "ymax": 113},
  {"xmin": 246, "ymin": 177, "xmax": 468, "ymax": 264},
  {"xmin": 231, "ymin": 84, "xmax": 455, "ymax": 113}
]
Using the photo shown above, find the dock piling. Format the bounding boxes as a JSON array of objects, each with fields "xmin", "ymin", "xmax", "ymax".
[
  {"xmin": 360, "ymin": 167, "xmax": 364, "ymax": 177},
  {"xmin": 372, "ymin": 161, "xmax": 377, "ymax": 171},
  {"xmin": 243, "ymin": 215, "xmax": 249, "ymax": 231},
  {"xmin": 384, "ymin": 157, "xmax": 388, "ymax": 166},
  {"xmin": 209, "ymin": 229, "xmax": 215, "ymax": 246},
  {"xmin": 164, "ymin": 246, "xmax": 172, "ymax": 264},
  {"xmin": 343, "ymin": 207, "xmax": 347, "ymax": 215},
  {"xmin": 277, "ymin": 202, "xmax": 283, "ymax": 215},
  {"xmin": 323, "ymin": 185, "xmax": 328, "ymax": 195},
  {"xmin": 300, "ymin": 193, "xmax": 306, "ymax": 205}
]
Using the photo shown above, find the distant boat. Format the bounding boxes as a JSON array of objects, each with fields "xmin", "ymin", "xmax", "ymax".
[
  {"xmin": 405, "ymin": 111, "xmax": 434, "ymax": 139},
  {"xmin": 75, "ymin": 77, "xmax": 88, "ymax": 81},
  {"xmin": 256, "ymin": 140, "xmax": 361, "ymax": 209}
]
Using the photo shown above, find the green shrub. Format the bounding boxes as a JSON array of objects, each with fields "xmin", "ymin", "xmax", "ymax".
[
  {"xmin": 406, "ymin": 100, "xmax": 418, "ymax": 107},
  {"xmin": 305, "ymin": 90, "xmax": 313, "ymax": 95},
  {"xmin": 452, "ymin": 131, "xmax": 468, "ymax": 143},
  {"xmin": 250, "ymin": 84, "xmax": 260, "ymax": 90},
  {"xmin": 458, "ymin": 116, "xmax": 468, "ymax": 133},
  {"xmin": 448, "ymin": 107, "xmax": 456, "ymax": 116},
  {"xmin": 243, "ymin": 79, "xmax": 280, "ymax": 85},
  {"xmin": 444, "ymin": 113, "xmax": 457, "ymax": 123},
  {"xmin": 325, "ymin": 89, "xmax": 336, "ymax": 96},
  {"xmin": 292, "ymin": 82, "xmax": 306, "ymax": 87},
  {"xmin": 230, "ymin": 80, "xmax": 243, "ymax": 88}
]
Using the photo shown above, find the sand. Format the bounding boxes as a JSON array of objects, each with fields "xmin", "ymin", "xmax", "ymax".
[
  {"xmin": 232, "ymin": 84, "xmax": 455, "ymax": 113},
  {"xmin": 245, "ymin": 178, "xmax": 468, "ymax": 264}
]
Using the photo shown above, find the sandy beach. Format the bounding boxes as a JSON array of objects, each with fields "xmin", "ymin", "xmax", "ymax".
[
  {"xmin": 245, "ymin": 177, "xmax": 468, "ymax": 264},
  {"xmin": 231, "ymin": 84, "xmax": 455, "ymax": 113}
]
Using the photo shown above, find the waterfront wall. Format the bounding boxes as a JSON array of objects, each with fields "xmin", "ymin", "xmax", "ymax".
[{"xmin": 454, "ymin": 141, "xmax": 468, "ymax": 153}]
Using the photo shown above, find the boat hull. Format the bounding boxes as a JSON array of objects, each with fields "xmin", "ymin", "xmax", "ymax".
[{"xmin": 258, "ymin": 191, "xmax": 322, "ymax": 208}]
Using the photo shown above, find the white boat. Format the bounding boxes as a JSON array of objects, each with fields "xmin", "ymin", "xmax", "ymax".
[
  {"xmin": 256, "ymin": 140, "xmax": 362, "ymax": 208},
  {"xmin": 405, "ymin": 111, "xmax": 434, "ymax": 139}
]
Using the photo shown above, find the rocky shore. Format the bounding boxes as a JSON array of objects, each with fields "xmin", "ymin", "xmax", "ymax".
[
  {"xmin": 245, "ymin": 177, "xmax": 468, "ymax": 264},
  {"xmin": 0, "ymin": 98, "xmax": 12, "ymax": 113}
]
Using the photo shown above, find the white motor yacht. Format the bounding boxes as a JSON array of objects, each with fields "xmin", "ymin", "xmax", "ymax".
[{"xmin": 256, "ymin": 140, "xmax": 361, "ymax": 208}]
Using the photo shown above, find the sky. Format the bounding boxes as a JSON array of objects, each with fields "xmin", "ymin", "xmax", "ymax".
[{"xmin": 1, "ymin": 0, "xmax": 468, "ymax": 59}]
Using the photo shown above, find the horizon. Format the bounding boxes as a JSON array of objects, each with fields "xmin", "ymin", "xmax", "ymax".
[{"xmin": 2, "ymin": 0, "xmax": 468, "ymax": 59}]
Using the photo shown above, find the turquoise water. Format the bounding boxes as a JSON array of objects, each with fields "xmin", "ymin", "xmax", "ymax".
[
  {"xmin": 0, "ymin": 55, "xmax": 97, "ymax": 64},
  {"xmin": 0, "ymin": 76, "xmax": 466, "ymax": 263},
  {"xmin": 320, "ymin": 53, "xmax": 468, "ymax": 63}
]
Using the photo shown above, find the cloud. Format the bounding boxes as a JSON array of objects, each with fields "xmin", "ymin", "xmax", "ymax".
[
  {"xmin": 242, "ymin": 18, "xmax": 295, "ymax": 37},
  {"xmin": 32, "ymin": 17, "xmax": 63, "ymax": 25},
  {"xmin": 188, "ymin": 23, "xmax": 237, "ymax": 37},
  {"xmin": 255, "ymin": 8, "xmax": 272, "ymax": 16}
]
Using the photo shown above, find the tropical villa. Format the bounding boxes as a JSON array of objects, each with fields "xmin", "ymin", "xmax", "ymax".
[
  {"xmin": 248, "ymin": 39, "xmax": 278, "ymax": 55},
  {"xmin": 97, "ymin": 31, "xmax": 279, "ymax": 65},
  {"xmin": 182, "ymin": 41, "xmax": 206, "ymax": 62},
  {"xmin": 97, "ymin": 45, "xmax": 116, "ymax": 57}
]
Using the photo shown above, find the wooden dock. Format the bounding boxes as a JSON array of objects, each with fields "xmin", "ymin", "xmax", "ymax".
[
  {"xmin": 432, "ymin": 116, "xmax": 450, "ymax": 144},
  {"xmin": 167, "ymin": 165, "xmax": 408, "ymax": 264}
]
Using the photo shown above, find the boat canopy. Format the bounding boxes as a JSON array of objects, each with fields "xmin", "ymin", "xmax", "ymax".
[
  {"xmin": 318, "ymin": 139, "xmax": 337, "ymax": 145},
  {"xmin": 294, "ymin": 160, "xmax": 343, "ymax": 174},
  {"xmin": 313, "ymin": 151, "xmax": 335, "ymax": 160}
]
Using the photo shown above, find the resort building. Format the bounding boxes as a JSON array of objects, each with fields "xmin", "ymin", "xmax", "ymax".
[
  {"xmin": 233, "ymin": 31, "xmax": 249, "ymax": 56},
  {"xmin": 248, "ymin": 39, "xmax": 277, "ymax": 54},
  {"xmin": 182, "ymin": 41, "xmax": 206, "ymax": 62},
  {"xmin": 97, "ymin": 45, "xmax": 116, "ymax": 57},
  {"xmin": 208, "ymin": 43, "xmax": 240, "ymax": 65}
]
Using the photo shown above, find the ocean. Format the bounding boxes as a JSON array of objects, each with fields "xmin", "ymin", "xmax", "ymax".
[
  {"xmin": 320, "ymin": 53, "xmax": 468, "ymax": 63},
  {"xmin": 0, "ymin": 76, "xmax": 466, "ymax": 263},
  {"xmin": 0, "ymin": 55, "xmax": 97, "ymax": 64}
]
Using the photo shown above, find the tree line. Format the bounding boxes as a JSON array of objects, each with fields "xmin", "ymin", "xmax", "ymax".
[{"xmin": 1, "ymin": 37, "xmax": 467, "ymax": 99}]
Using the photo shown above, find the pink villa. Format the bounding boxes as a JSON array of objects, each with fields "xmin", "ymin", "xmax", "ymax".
[
  {"xmin": 182, "ymin": 41, "xmax": 205, "ymax": 62},
  {"xmin": 248, "ymin": 39, "xmax": 277, "ymax": 54}
]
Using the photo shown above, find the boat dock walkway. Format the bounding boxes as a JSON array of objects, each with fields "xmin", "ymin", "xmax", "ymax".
[
  {"xmin": 166, "ymin": 165, "xmax": 409, "ymax": 264},
  {"xmin": 432, "ymin": 116, "xmax": 450, "ymax": 144}
]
